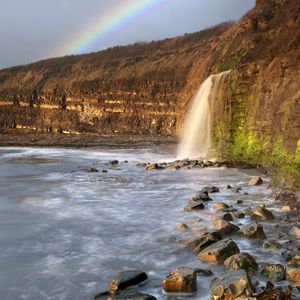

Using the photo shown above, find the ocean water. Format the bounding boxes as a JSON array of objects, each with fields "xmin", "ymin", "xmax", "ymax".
[{"xmin": 0, "ymin": 146, "xmax": 281, "ymax": 300}]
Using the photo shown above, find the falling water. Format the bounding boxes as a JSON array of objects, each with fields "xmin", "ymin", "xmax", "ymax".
[{"xmin": 177, "ymin": 71, "xmax": 230, "ymax": 159}]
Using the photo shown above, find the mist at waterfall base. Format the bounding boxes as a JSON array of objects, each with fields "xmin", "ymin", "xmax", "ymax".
[
  {"xmin": 177, "ymin": 71, "xmax": 230, "ymax": 159},
  {"xmin": 0, "ymin": 145, "xmax": 279, "ymax": 300}
]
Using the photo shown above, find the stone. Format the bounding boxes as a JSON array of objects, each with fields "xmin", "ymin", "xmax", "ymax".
[
  {"xmin": 236, "ymin": 200, "xmax": 243, "ymax": 204},
  {"xmin": 198, "ymin": 239, "xmax": 240, "ymax": 264},
  {"xmin": 201, "ymin": 186, "xmax": 220, "ymax": 193},
  {"xmin": 231, "ymin": 211, "xmax": 245, "ymax": 219},
  {"xmin": 136, "ymin": 163, "xmax": 147, "ymax": 168},
  {"xmin": 213, "ymin": 203, "xmax": 230, "ymax": 210},
  {"xmin": 286, "ymin": 255, "xmax": 300, "ymax": 283},
  {"xmin": 193, "ymin": 231, "xmax": 222, "ymax": 254},
  {"xmin": 262, "ymin": 240, "xmax": 282, "ymax": 250},
  {"xmin": 194, "ymin": 191, "xmax": 212, "ymax": 201},
  {"xmin": 184, "ymin": 201, "xmax": 205, "ymax": 211},
  {"xmin": 146, "ymin": 163, "xmax": 163, "ymax": 170},
  {"xmin": 281, "ymin": 205, "xmax": 294, "ymax": 212},
  {"xmin": 102, "ymin": 170, "xmax": 108, "ymax": 173},
  {"xmin": 251, "ymin": 206, "xmax": 275, "ymax": 221},
  {"xmin": 213, "ymin": 219, "xmax": 240, "ymax": 235},
  {"xmin": 219, "ymin": 212, "xmax": 234, "ymax": 222},
  {"xmin": 290, "ymin": 227, "xmax": 300, "ymax": 238},
  {"xmin": 162, "ymin": 267, "xmax": 197, "ymax": 295},
  {"xmin": 167, "ymin": 166, "xmax": 180, "ymax": 171},
  {"xmin": 109, "ymin": 271, "xmax": 148, "ymax": 293},
  {"xmin": 195, "ymin": 268, "xmax": 213, "ymax": 277},
  {"xmin": 210, "ymin": 269, "xmax": 254, "ymax": 300},
  {"xmin": 176, "ymin": 223, "xmax": 189, "ymax": 232},
  {"xmin": 93, "ymin": 291, "xmax": 157, "ymax": 300},
  {"xmin": 261, "ymin": 264, "xmax": 286, "ymax": 282},
  {"xmin": 86, "ymin": 167, "xmax": 99, "ymax": 173},
  {"xmin": 241, "ymin": 223, "xmax": 266, "ymax": 239},
  {"xmin": 204, "ymin": 161, "xmax": 213, "ymax": 167},
  {"xmin": 109, "ymin": 160, "xmax": 119, "ymax": 165},
  {"xmin": 248, "ymin": 176, "xmax": 263, "ymax": 186},
  {"xmin": 224, "ymin": 252, "xmax": 258, "ymax": 275}
]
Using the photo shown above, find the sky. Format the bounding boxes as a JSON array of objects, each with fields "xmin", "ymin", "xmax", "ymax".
[{"xmin": 0, "ymin": 0, "xmax": 255, "ymax": 69}]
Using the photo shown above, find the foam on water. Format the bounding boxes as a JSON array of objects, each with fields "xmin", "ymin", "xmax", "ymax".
[{"xmin": 0, "ymin": 147, "xmax": 277, "ymax": 300}]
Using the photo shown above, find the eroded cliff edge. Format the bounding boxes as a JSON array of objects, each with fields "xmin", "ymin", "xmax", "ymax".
[{"xmin": 0, "ymin": 0, "xmax": 299, "ymax": 185}]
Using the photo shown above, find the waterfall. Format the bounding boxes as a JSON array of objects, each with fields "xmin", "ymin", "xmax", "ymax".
[{"xmin": 177, "ymin": 71, "xmax": 230, "ymax": 159}]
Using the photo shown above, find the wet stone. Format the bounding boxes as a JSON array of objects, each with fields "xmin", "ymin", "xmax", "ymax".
[
  {"xmin": 213, "ymin": 203, "xmax": 230, "ymax": 211},
  {"xmin": 146, "ymin": 163, "xmax": 163, "ymax": 171},
  {"xmin": 109, "ymin": 160, "xmax": 119, "ymax": 165},
  {"xmin": 200, "ymin": 186, "xmax": 220, "ymax": 193},
  {"xmin": 162, "ymin": 267, "xmax": 197, "ymax": 295},
  {"xmin": 193, "ymin": 231, "xmax": 222, "ymax": 255},
  {"xmin": 224, "ymin": 252, "xmax": 258, "ymax": 275},
  {"xmin": 286, "ymin": 255, "xmax": 300, "ymax": 283},
  {"xmin": 212, "ymin": 219, "xmax": 240, "ymax": 235},
  {"xmin": 218, "ymin": 212, "xmax": 234, "ymax": 222},
  {"xmin": 86, "ymin": 167, "xmax": 99, "ymax": 173},
  {"xmin": 136, "ymin": 163, "xmax": 147, "ymax": 168},
  {"xmin": 176, "ymin": 223, "xmax": 189, "ymax": 233},
  {"xmin": 262, "ymin": 240, "xmax": 282, "ymax": 250},
  {"xmin": 198, "ymin": 239, "xmax": 240, "ymax": 264},
  {"xmin": 231, "ymin": 211, "xmax": 245, "ymax": 219},
  {"xmin": 248, "ymin": 176, "xmax": 263, "ymax": 186},
  {"xmin": 251, "ymin": 206, "xmax": 275, "ymax": 221},
  {"xmin": 241, "ymin": 223, "xmax": 266, "ymax": 239},
  {"xmin": 109, "ymin": 271, "xmax": 148, "ymax": 293},
  {"xmin": 184, "ymin": 201, "xmax": 205, "ymax": 211},
  {"xmin": 194, "ymin": 191, "xmax": 212, "ymax": 201},
  {"xmin": 195, "ymin": 268, "xmax": 213, "ymax": 277},
  {"xmin": 204, "ymin": 161, "xmax": 213, "ymax": 167},
  {"xmin": 210, "ymin": 269, "xmax": 254, "ymax": 300},
  {"xmin": 261, "ymin": 264, "xmax": 286, "ymax": 282}
]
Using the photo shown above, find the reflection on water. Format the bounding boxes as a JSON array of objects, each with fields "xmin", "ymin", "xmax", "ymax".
[{"xmin": 0, "ymin": 147, "xmax": 276, "ymax": 300}]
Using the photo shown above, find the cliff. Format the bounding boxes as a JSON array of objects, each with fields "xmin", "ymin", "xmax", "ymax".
[
  {"xmin": 0, "ymin": 0, "xmax": 299, "ymax": 184},
  {"xmin": 0, "ymin": 24, "xmax": 230, "ymax": 135}
]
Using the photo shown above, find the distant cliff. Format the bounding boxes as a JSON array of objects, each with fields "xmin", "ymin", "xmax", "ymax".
[{"xmin": 0, "ymin": 24, "xmax": 230, "ymax": 135}]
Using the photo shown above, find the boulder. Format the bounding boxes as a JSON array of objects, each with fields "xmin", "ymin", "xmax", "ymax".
[
  {"xmin": 212, "ymin": 219, "xmax": 240, "ymax": 235},
  {"xmin": 109, "ymin": 160, "xmax": 119, "ymax": 165},
  {"xmin": 184, "ymin": 201, "xmax": 205, "ymax": 211},
  {"xmin": 251, "ymin": 206, "xmax": 275, "ymax": 221},
  {"xmin": 261, "ymin": 264, "xmax": 286, "ymax": 282},
  {"xmin": 213, "ymin": 203, "xmax": 230, "ymax": 210},
  {"xmin": 231, "ymin": 211, "xmax": 245, "ymax": 219},
  {"xmin": 146, "ymin": 163, "xmax": 163, "ymax": 171},
  {"xmin": 194, "ymin": 191, "xmax": 212, "ymax": 201},
  {"xmin": 193, "ymin": 231, "xmax": 222, "ymax": 254},
  {"xmin": 201, "ymin": 186, "xmax": 220, "ymax": 193},
  {"xmin": 248, "ymin": 176, "xmax": 263, "ymax": 186},
  {"xmin": 210, "ymin": 269, "xmax": 254, "ymax": 300},
  {"xmin": 289, "ymin": 226, "xmax": 300, "ymax": 238},
  {"xmin": 162, "ymin": 267, "xmax": 197, "ymax": 295},
  {"xmin": 109, "ymin": 271, "xmax": 148, "ymax": 293},
  {"xmin": 198, "ymin": 239, "xmax": 240, "ymax": 264},
  {"xmin": 195, "ymin": 268, "xmax": 213, "ymax": 277},
  {"xmin": 241, "ymin": 223, "xmax": 266, "ymax": 239},
  {"xmin": 286, "ymin": 255, "xmax": 300, "ymax": 283},
  {"xmin": 93, "ymin": 291, "xmax": 157, "ymax": 300},
  {"xmin": 218, "ymin": 212, "xmax": 234, "ymax": 222},
  {"xmin": 224, "ymin": 252, "xmax": 258, "ymax": 275},
  {"xmin": 262, "ymin": 240, "xmax": 282, "ymax": 250}
]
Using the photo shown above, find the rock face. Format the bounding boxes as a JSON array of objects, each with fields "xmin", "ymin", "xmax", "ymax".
[
  {"xmin": 210, "ymin": 269, "xmax": 254, "ymax": 300},
  {"xmin": 251, "ymin": 206, "xmax": 275, "ymax": 221},
  {"xmin": 224, "ymin": 252, "xmax": 258, "ymax": 275},
  {"xmin": 286, "ymin": 255, "xmax": 300, "ymax": 283},
  {"xmin": 198, "ymin": 239, "xmax": 240, "ymax": 264},
  {"xmin": 241, "ymin": 223, "xmax": 266, "ymax": 239},
  {"xmin": 109, "ymin": 271, "xmax": 148, "ymax": 293},
  {"xmin": 261, "ymin": 264, "xmax": 286, "ymax": 282},
  {"xmin": 193, "ymin": 231, "xmax": 222, "ymax": 254},
  {"xmin": 162, "ymin": 267, "xmax": 197, "ymax": 295}
]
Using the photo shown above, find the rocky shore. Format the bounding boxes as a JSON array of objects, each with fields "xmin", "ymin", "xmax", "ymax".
[{"xmin": 87, "ymin": 158, "xmax": 300, "ymax": 300}]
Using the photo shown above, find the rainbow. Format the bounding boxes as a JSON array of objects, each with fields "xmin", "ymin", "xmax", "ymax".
[{"xmin": 53, "ymin": 0, "xmax": 165, "ymax": 57}]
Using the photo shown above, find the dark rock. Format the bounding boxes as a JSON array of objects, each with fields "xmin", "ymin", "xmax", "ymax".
[
  {"xmin": 109, "ymin": 271, "xmax": 148, "ymax": 293},
  {"xmin": 204, "ymin": 161, "xmax": 213, "ymax": 167},
  {"xmin": 198, "ymin": 239, "xmax": 240, "ymax": 264},
  {"xmin": 136, "ymin": 163, "xmax": 147, "ymax": 168},
  {"xmin": 102, "ymin": 170, "xmax": 108, "ymax": 173},
  {"xmin": 193, "ymin": 231, "xmax": 222, "ymax": 254},
  {"xmin": 184, "ymin": 201, "xmax": 205, "ymax": 211},
  {"xmin": 236, "ymin": 200, "xmax": 243, "ymax": 204},
  {"xmin": 286, "ymin": 255, "xmax": 300, "ymax": 283},
  {"xmin": 109, "ymin": 160, "xmax": 119, "ymax": 165},
  {"xmin": 241, "ymin": 223, "xmax": 266, "ymax": 239},
  {"xmin": 218, "ymin": 212, "xmax": 234, "ymax": 221},
  {"xmin": 86, "ymin": 167, "xmax": 99, "ymax": 173},
  {"xmin": 227, "ymin": 185, "xmax": 232, "ymax": 189},
  {"xmin": 248, "ymin": 176, "xmax": 263, "ymax": 186},
  {"xmin": 93, "ymin": 291, "xmax": 157, "ymax": 300},
  {"xmin": 261, "ymin": 264, "xmax": 286, "ymax": 282},
  {"xmin": 224, "ymin": 252, "xmax": 258, "ymax": 275},
  {"xmin": 200, "ymin": 186, "xmax": 220, "ymax": 193},
  {"xmin": 194, "ymin": 191, "xmax": 212, "ymax": 201},
  {"xmin": 251, "ymin": 206, "xmax": 275, "ymax": 221},
  {"xmin": 231, "ymin": 211, "xmax": 245, "ymax": 219},
  {"xmin": 212, "ymin": 219, "xmax": 240, "ymax": 235},
  {"xmin": 213, "ymin": 203, "xmax": 230, "ymax": 211},
  {"xmin": 162, "ymin": 267, "xmax": 197, "ymax": 295},
  {"xmin": 210, "ymin": 269, "xmax": 254, "ymax": 300},
  {"xmin": 262, "ymin": 240, "xmax": 282, "ymax": 250},
  {"xmin": 195, "ymin": 268, "xmax": 213, "ymax": 277}
]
